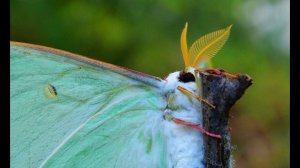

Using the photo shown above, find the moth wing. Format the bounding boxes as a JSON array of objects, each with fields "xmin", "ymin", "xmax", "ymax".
[{"xmin": 10, "ymin": 42, "xmax": 167, "ymax": 168}]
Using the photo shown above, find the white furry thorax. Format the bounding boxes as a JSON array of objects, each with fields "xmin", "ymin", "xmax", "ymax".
[{"xmin": 162, "ymin": 67, "xmax": 205, "ymax": 168}]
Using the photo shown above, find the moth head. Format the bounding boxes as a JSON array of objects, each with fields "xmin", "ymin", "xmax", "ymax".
[
  {"xmin": 177, "ymin": 66, "xmax": 199, "ymax": 83},
  {"xmin": 164, "ymin": 23, "xmax": 232, "ymax": 92},
  {"xmin": 164, "ymin": 67, "xmax": 198, "ymax": 94},
  {"xmin": 178, "ymin": 71, "xmax": 195, "ymax": 83}
]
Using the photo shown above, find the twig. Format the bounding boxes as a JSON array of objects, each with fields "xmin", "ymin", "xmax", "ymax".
[{"xmin": 199, "ymin": 72, "xmax": 253, "ymax": 168}]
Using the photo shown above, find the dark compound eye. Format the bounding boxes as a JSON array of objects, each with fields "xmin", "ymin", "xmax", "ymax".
[{"xmin": 178, "ymin": 71, "xmax": 195, "ymax": 83}]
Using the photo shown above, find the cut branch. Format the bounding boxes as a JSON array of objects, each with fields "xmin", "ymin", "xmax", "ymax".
[{"xmin": 199, "ymin": 72, "xmax": 253, "ymax": 168}]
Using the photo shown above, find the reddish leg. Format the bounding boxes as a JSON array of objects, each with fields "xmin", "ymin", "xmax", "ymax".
[{"xmin": 172, "ymin": 117, "xmax": 222, "ymax": 139}]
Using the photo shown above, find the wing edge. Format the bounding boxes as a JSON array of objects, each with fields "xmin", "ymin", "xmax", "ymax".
[{"xmin": 11, "ymin": 41, "xmax": 165, "ymax": 88}]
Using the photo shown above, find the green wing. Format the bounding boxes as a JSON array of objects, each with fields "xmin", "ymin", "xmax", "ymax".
[{"xmin": 10, "ymin": 42, "xmax": 167, "ymax": 168}]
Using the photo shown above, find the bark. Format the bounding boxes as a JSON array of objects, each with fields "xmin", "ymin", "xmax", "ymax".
[{"xmin": 199, "ymin": 72, "xmax": 253, "ymax": 168}]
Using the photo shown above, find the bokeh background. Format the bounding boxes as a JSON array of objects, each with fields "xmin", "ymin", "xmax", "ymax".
[{"xmin": 11, "ymin": 0, "xmax": 290, "ymax": 167}]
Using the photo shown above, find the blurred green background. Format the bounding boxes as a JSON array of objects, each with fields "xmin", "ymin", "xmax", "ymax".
[{"xmin": 11, "ymin": 0, "xmax": 289, "ymax": 167}]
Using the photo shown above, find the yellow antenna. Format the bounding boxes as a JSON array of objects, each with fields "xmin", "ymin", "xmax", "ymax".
[
  {"xmin": 180, "ymin": 22, "xmax": 190, "ymax": 68},
  {"xmin": 189, "ymin": 25, "xmax": 232, "ymax": 68}
]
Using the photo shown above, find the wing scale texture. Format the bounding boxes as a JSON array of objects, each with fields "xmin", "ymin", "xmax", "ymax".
[{"xmin": 10, "ymin": 42, "xmax": 167, "ymax": 168}]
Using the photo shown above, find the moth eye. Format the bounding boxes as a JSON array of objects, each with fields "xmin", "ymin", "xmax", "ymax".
[
  {"xmin": 44, "ymin": 84, "xmax": 58, "ymax": 99},
  {"xmin": 178, "ymin": 71, "xmax": 195, "ymax": 83}
]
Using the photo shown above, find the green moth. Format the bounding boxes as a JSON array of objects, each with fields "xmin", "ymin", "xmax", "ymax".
[{"xmin": 10, "ymin": 23, "xmax": 232, "ymax": 168}]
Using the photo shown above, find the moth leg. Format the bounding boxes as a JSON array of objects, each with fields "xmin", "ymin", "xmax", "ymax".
[
  {"xmin": 177, "ymin": 86, "xmax": 215, "ymax": 109},
  {"xmin": 196, "ymin": 68, "xmax": 239, "ymax": 79},
  {"xmin": 171, "ymin": 117, "xmax": 222, "ymax": 139}
]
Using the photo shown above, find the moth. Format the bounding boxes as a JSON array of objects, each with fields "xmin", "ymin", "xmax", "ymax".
[{"xmin": 10, "ymin": 23, "xmax": 232, "ymax": 168}]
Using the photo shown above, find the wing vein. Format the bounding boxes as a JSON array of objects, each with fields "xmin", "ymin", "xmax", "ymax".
[{"xmin": 38, "ymin": 91, "xmax": 142, "ymax": 167}]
